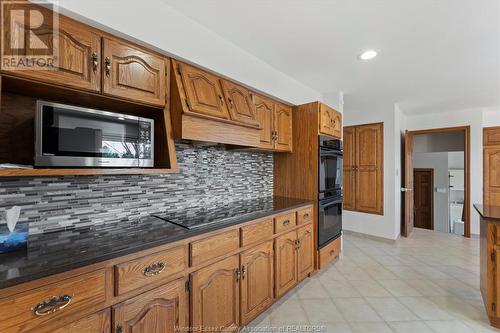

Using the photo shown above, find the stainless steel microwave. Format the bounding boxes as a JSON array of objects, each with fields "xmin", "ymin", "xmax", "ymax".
[{"xmin": 35, "ymin": 101, "xmax": 154, "ymax": 168}]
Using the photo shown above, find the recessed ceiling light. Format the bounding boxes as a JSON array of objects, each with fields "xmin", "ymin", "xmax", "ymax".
[{"xmin": 358, "ymin": 50, "xmax": 378, "ymax": 61}]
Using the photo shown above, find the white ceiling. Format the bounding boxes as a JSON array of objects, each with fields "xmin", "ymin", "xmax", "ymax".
[{"xmin": 163, "ymin": 0, "xmax": 500, "ymax": 114}]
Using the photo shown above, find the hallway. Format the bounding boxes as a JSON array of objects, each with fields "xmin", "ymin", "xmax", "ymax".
[{"xmin": 250, "ymin": 229, "xmax": 495, "ymax": 332}]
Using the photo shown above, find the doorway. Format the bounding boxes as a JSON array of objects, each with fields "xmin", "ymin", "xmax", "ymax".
[
  {"xmin": 413, "ymin": 169, "xmax": 434, "ymax": 230},
  {"xmin": 402, "ymin": 126, "xmax": 471, "ymax": 238}
]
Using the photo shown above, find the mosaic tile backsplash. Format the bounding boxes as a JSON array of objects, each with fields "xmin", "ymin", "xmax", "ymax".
[{"xmin": 0, "ymin": 141, "xmax": 273, "ymax": 234}]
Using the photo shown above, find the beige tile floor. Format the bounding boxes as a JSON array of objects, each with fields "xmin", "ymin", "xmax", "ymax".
[{"xmin": 248, "ymin": 228, "xmax": 500, "ymax": 332}]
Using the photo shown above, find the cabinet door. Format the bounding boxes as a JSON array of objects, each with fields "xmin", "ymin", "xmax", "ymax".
[
  {"xmin": 355, "ymin": 123, "xmax": 384, "ymax": 214},
  {"xmin": 332, "ymin": 111, "xmax": 342, "ymax": 139},
  {"xmin": 274, "ymin": 230, "xmax": 298, "ymax": 298},
  {"xmin": 318, "ymin": 104, "xmax": 335, "ymax": 137},
  {"xmin": 191, "ymin": 255, "xmax": 240, "ymax": 332},
  {"xmin": 254, "ymin": 94, "xmax": 274, "ymax": 150},
  {"xmin": 103, "ymin": 38, "xmax": 166, "ymax": 106},
  {"xmin": 221, "ymin": 81, "xmax": 259, "ymax": 127},
  {"xmin": 240, "ymin": 241, "xmax": 274, "ymax": 325},
  {"xmin": 297, "ymin": 224, "xmax": 314, "ymax": 281},
  {"xmin": 177, "ymin": 62, "xmax": 230, "ymax": 119},
  {"xmin": 113, "ymin": 279, "xmax": 188, "ymax": 333},
  {"xmin": 484, "ymin": 127, "xmax": 500, "ymax": 146},
  {"xmin": 53, "ymin": 309, "xmax": 110, "ymax": 333},
  {"xmin": 484, "ymin": 148, "xmax": 500, "ymax": 206},
  {"xmin": 274, "ymin": 103, "xmax": 293, "ymax": 152},
  {"xmin": 343, "ymin": 126, "xmax": 356, "ymax": 211},
  {"xmin": 1, "ymin": 3, "xmax": 101, "ymax": 92}
]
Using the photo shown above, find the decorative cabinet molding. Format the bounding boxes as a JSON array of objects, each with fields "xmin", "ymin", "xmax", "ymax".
[
  {"xmin": 343, "ymin": 122, "xmax": 384, "ymax": 215},
  {"xmin": 102, "ymin": 38, "xmax": 166, "ymax": 106}
]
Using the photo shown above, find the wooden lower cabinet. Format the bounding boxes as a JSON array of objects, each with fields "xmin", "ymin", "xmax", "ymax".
[
  {"xmin": 113, "ymin": 279, "xmax": 188, "ymax": 333},
  {"xmin": 274, "ymin": 230, "xmax": 298, "ymax": 298},
  {"xmin": 53, "ymin": 309, "xmax": 110, "ymax": 333},
  {"xmin": 191, "ymin": 255, "xmax": 240, "ymax": 332},
  {"xmin": 240, "ymin": 241, "xmax": 274, "ymax": 325},
  {"xmin": 297, "ymin": 225, "xmax": 314, "ymax": 281}
]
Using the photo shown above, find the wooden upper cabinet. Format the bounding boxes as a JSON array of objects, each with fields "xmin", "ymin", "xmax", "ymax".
[
  {"xmin": 319, "ymin": 103, "xmax": 342, "ymax": 139},
  {"xmin": 240, "ymin": 241, "xmax": 274, "ymax": 325},
  {"xmin": 343, "ymin": 127, "xmax": 356, "ymax": 211},
  {"xmin": 484, "ymin": 127, "xmax": 500, "ymax": 146},
  {"xmin": 484, "ymin": 147, "xmax": 500, "ymax": 206},
  {"xmin": 191, "ymin": 255, "xmax": 240, "ymax": 332},
  {"xmin": 176, "ymin": 61, "xmax": 230, "ymax": 119},
  {"xmin": 274, "ymin": 103, "xmax": 293, "ymax": 152},
  {"xmin": 221, "ymin": 80, "xmax": 259, "ymax": 127},
  {"xmin": 113, "ymin": 278, "xmax": 188, "ymax": 333},
  {"xmin": 102, "ymin": 38, "xmax": 166, "ymax": 106},
  {"xmin": 1, "ymin": 3, "xmax": 101, "ymax": 92},
  {"xmin": 355, "ymin": 123, "xmax": 384, "ymax": 214},
  {"xmin": 254, "ymin": 94, "xmax": 274, "ymax": 149},
  {"xmin": 274, "ymin": 230, "xmax": 297, "ymax": 297},
  {"xmin": 53, "ymin": 309, "xmax": 110, "ymax": 333},
  {"xmin": 296, "ymin": 224, "xmax": 314, "ymax": 281}
]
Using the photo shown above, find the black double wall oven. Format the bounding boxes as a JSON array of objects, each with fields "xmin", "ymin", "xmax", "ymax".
[{"xmin": 318, "ymin": 136, "xmax": 343, "ymax": 249}]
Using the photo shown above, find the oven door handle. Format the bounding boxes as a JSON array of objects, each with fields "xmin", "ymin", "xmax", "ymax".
[{"xmin": 319, "ymin": 199, "xmax": 343, "ymax": 208}]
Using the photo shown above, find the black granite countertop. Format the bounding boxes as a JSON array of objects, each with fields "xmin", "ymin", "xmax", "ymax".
[
  {"xmin": 0, "ymin": 196, "xmax": 312, "ymax": 290},
  {"xmin": 475, "ymin": 204, "xmax": 500, "ymax": 222}
]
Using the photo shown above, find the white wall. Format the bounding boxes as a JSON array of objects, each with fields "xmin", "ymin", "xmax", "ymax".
[
  {"xmin": 413, "ymin": 152, "xmax": 449, "ymax": 233},
  {"xmin": 48, "ymin": 0, "xmax": 321, "ymax": 105},
  {"xmin": 483, "ymin": 109, "xmax": 500, "ymax": 127}
]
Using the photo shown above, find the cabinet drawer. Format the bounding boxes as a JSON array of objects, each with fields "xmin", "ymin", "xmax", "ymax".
[
  {"xmin": 115, "ymin": 246, "xmax": 187, "ymax": 296},
  {"xmin": 190, "ymin": 229, "xmax": 240, "ymax": 266},
  {"xmin": 319, "ymin": 237, "xmax": 341, "ymax": 269},
  {"xmin": 297, "ymin": 206, "xmax": 313, "ymax": 225},
  {"xmin": 274, "ymin": 212, "xmax": 297, "ymax": 234},
  {"xmin": 241, "ymin": 219, "xmax": 273, "ymax": 246},
  {"xmin": 0, "ymin": 270, "xmax": 106, "ymax": 333}
]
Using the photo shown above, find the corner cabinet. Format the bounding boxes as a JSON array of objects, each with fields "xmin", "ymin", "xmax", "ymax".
[
  {"xmin": 190, "ymin": 255, "xmax": 240, "ymax": 332},
  {"xmin": 102, "ymin": 38, "xmax": 166, "ymax": 106},
  {"xmin": 113, "ymin": 279, "xmax": 188, "ymax": 333},
  {"xmin": 343, "ymin": 122, "xmax": 384, "ymax": 215}
]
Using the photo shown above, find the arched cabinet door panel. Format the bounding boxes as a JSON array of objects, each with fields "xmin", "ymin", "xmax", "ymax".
[
  {"xmin": 274, "ymin": 103, "xmax": 293, "ymax": 152},
  {"xmin": 1, "ymin": 3, "xmax": 101, "ymax": 92},
  {"xmin": 221, "ymin": 80, "xmax": 259, "ymax": 127},
  {"xmin": 274, "ymin": 230, "xmax": 297, "ymax": 297},
  {"xmin": 254, "ymin": 94, "xmax": 275, "ymax": 149},
  {"xmin": 113, "ymin": 279, "xmax": 188, "ymax": 333},
  {"xmin": 191, "ymin": 255, "xmax": 240, "ymax": 332},
  {"xmin": 484, "ymin": 148, "xmax": 500, "ymax": 206},
  {"xmin": 297, "ymin": 224, "xmax": 314, "ymax": 281},
  {"xmin": 103, "ymin": 37, "xmax": 166, "ymax": 106}
]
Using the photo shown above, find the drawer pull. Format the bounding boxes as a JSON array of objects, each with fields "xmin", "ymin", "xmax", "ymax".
[
  {"xmin": 143, "ymin": 262, "xmax": 166, "ymax": 277},
  {"xmin": 32, "ymin": 294, "xmax": 72, "ymax": 316},
  {"xmin": 303, "ymin": 213, "xmax": 310, "ymax": 219},
  {"xmin": 283, "ymin": 220, "xmax": 290, "ymax": 226},
  {"xmin": 329, "ymin": 249, "xmax": 335, "ymax": 256}
]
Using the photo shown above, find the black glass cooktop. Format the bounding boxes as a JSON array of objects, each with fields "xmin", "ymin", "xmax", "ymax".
[{"xmin": 154, "ymin": 196, "xmax": 303, "ymax": 230}]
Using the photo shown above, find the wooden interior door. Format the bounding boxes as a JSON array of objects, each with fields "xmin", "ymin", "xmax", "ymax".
[
  {"xmin": 53, "ymin": 309, "xmax": 110, "ymax": 333},
  {"xmin": 221, "ymin": 80, "xmax": 259, "ymax": 127},
  {"xmin": 296, "ymin": 224, "xmax": 314, "ymax": 281},
  {"xmin": 413, "ymin": 169, "xmax": 434, "ymax": 230},
  {"xmin": 191, "ymin": 255, "xmax": 240, "ymax": 332},
  {"xmin": 113, "ymin": 279, "xmax": 188, "ymax": 333},
  {"xmin": 103, "ymin": 37, "xmax": 166, "ymax": 106},
  {"xmin": 274, "ymin": 230, "xmax": 297, "ymax": 297},
  {"xmin": 254, "ymin": 94, "xmax": 274, "ymax": 149},
  {"xmin": 240, "ymin": 241, "xmax": 274, "ymax": 325},
  {"xmin": 484, "ymin": 148, "xmax": 500, "ymax": 206},
  {"xmin": 177, "ymin": 62, "xmax": 230, "ymax": 119},
  {"xmin": 355, "ymin": 123, "xmax": 384, "ymax": 214},
  {"xmin": 2, "ymin": 3, "xmax": 101, "ymax": 92},
  {"xmin": 343, "ymin": 126, "xmax": 356, "ymax": 210},
  {"xmin": 274, "ymin": 103, "xmax": 293, "ymax": 152},
  {"xmin": 402, "ymin": 130, "xmax": 414, "ymax": 237}
]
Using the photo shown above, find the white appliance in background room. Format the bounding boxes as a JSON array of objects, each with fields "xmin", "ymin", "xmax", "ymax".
[{"xmin": 449, "ymin": 169, "xmax": 465, "ymax": 235}]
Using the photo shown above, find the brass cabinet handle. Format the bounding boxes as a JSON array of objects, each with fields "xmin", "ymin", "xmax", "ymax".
[
  {"xmin": 303, "ymin": 213, "xmax": 310, "ymax": 219},
  {"xmin": 143, "ymin": 262, "xmax": 166, "ymax": 277},
  {"xmin": 235, "ymin": 268, "xmax": 241, "ymax": 282},
  {"xmin": 283, "ymin": 220, "xmax": 290, "ymax": 226},
  {"xmin": 297, "ymin": 239, "xmax": 302, "ymax": 249},
  {"xmin": 228, "ymin": 98, "xmax": 234, "ymax": 108},
  {"xmin": 241, "ymin": 265, "xmax": 246, "ymax": 279},
  {"xmin": 32, "ymin": 294, "xmax": 72, "ymax": 316},
  {"xmin": 91, "ymin": 52, "xmax": 98, "ymax": 72},
  {"xmin": 104, "ymin": 57, "xmax": 111, "ymax": 76},
  {"xmin": 218, "ymin": 95, "xmax": 224, "ymax": 106}
]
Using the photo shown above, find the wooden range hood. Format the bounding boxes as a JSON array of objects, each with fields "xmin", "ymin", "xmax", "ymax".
[{"xmin": 170, "ymin": 60, "xmax": 262, "ymax": 147}]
